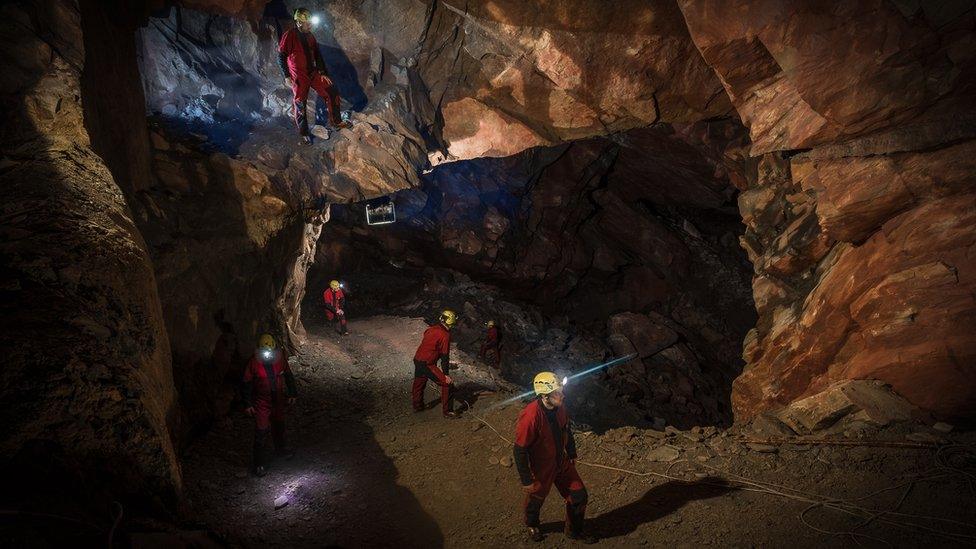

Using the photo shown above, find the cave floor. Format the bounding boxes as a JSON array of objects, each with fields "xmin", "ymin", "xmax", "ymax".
[{"xmin": 180, "ymin": 314, "xmax": 976, "ymax": 548}]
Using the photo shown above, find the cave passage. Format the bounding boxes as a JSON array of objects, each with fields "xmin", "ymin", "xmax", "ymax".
[{"xmin": 3, "ymin": 0, "xmax": 976, "ymax": 547}]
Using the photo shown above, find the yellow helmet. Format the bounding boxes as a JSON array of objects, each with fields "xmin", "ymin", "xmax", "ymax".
[
  {"xmin": 533, "ymin": 372, "xmax": 562, "ymax": 395},
  {"xmin": 258, "ymin": 333, "xmax": 276, "ymax": 349},
  {"xmin": 329, "ymin": 280, "xmax": 340, "ymax": 291},
  {"xmin": 293, "ymin": 8, "xmax": 311, "ymax": 22},
  {"xmin": 486, "ymin": 320, "xmax": 496, "ymax": 328},
  {"xmin": 439, "ymin": 309, "xmax": 457, "ymax": 327}
]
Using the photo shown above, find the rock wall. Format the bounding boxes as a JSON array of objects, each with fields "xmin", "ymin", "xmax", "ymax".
[
  {"xmin": 0, "ymin": 0, "xmax": 181, "ymax": 507},
  {"xmin": 140, "ymin": 0, "xmax": 732, "ymax": 163},
  {"xmin": 130, "ymin": 126, "xmax": 327, "ymax": 435},
  {"xmin": 137, "ymin": 6, "xmax": 431, "ymax": 197},
  {"xmin": 73, "ymin": 0, "xmax": 335, "ymax": 442},
  {"xmin": 678, "ymin": 0, "xmax": 976, "ymax": 422},
  {"xmin": 317, "ymin": 120, "xmax": 756, "ymax": 426}
]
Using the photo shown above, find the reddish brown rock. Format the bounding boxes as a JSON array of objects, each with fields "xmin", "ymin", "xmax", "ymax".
[
  {"xmin": 678, "ymin": 0, "xmax": 976, "ymax": 153},
  {"xmin": 735, "ymin": 192, "xmax": 976, "ymax": 421},
  {"xmin": 774, "ymin": 380, "xmax": 918, "ymax": 433},
  {"xmin": 433, "ymin": 0, "xmax": 732, "ymax": 159},
  {"xmin": 796, "ymin": 140, "xmax": 976, "ymax": 244}
]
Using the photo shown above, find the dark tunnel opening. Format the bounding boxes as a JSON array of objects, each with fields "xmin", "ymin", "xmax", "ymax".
[{"xmin": 304, "ymin": 121, "xmax": 757, "ymax": 432}]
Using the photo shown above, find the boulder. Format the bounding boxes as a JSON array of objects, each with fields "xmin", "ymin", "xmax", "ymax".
[
  {"xmin": 747, "ymin": 414, "xmax": 796, "ymax": 438},
  {"xmin": 646, "ymin": 446, "xmax": 681, "ymax": 463},
  {"xmin": 607, "ymin": 313, "xmax": 679, "ymax": 359},
  {"xmin": 774, "ymin": 380, "xmax": 917, "ymax": 433}
]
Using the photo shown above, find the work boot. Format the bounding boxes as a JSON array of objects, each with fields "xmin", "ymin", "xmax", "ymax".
[
  {"xmin": 527, "ymin": 527, "xmax": 544, "ymax": 543},
  {"xmin": 443, "ymin": 411, "xmax": 460, "ymax": 419}
]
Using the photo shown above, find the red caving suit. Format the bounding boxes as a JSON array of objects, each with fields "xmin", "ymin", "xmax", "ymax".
[
  {"xmin": 243, "ymin": 350, "xmax": 297, "ymax": 466},
  {"xmin": 412, "ymin": 323, "xmax": 455, "ymax": 415},
  {"xmin": 278, "ymin": 27, "xmax": 341, "ymax": 134},
  {"xmin": 478, "ymin": 325, "xmax": 501, "ymax": 369},
  {"xmin": 513, "ymin": 398, "xmax": 588, "ymax": 533},
  {"xmin": 323, "ymin": 287, "xmax": 348, "ymax": 334}
]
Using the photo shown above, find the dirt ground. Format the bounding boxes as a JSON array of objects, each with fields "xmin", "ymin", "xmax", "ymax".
[{"xmin": 180, "ymin": 311, "xmax": 976, "ymax": 548}]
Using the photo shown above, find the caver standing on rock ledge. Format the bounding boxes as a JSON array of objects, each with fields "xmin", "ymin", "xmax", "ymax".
[
  {"xmin": 514, "ymin": 372, "xmax": 597, "ymax": 544},
  {"xmin": 243, "ymin": 334, "xmax": 298, "ymax": 477},
  {"xmin": 322, "ymin": 279, "xmax": 349, "ymax": 335},
  {"xmin": 478, "ymin": 319, "xmax": 502, "ymax": 370},
  {"xmin": 411, "ymin": 310, "xmax": 459, "ymax": 418},
  {"xmin": 278, "ymin": 8, "xmax": 351, "ymax": 145}
]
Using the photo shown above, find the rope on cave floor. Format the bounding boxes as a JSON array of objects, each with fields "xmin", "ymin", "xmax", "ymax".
[
  {"xmin": 738, "ymin": 437, "xmax": 944, "ymax": 450},
  {"xmin": 464, "ymin": 406, "xmax": 976, "ymax": 546}
]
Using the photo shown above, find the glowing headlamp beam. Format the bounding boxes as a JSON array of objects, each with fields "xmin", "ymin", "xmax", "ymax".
[
  {"xmin": 564, "ymin": 352, "xmax": 638, "ymax": 384},
  {"xmin": 493, "ymin": 353, "xmax": 639, "ymax": 409},
  {"xmin": 310, "ymin": 15, "xmax": 321, "ymax": 26}
]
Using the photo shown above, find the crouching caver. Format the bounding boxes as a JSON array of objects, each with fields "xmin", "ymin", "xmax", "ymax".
[
  {"xmin": 323, "ymin": 279, "xmax": 348, "ymax": 335},
  {"xmin": 411, "ymin": 310, "xmax": 458, "ymax": 418},
  {"xmin": 514, "ymin": 372, "xmax": 597, "ymax": 543},
  {"xmin": 243, "ymin": 334, "xmax": 298, "ymax": 476}
]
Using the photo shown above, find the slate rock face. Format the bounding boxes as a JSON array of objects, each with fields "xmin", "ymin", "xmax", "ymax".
[
  {"xmin": 672, "ymin": 0, "xmax": 976, "ymax": 422},
  {"xmin": 677, "ymin": 0, "xmax": 976, "ymax": 154},
  {"xmin": 0, "ymin": 0, "xmax": 181, "ymax": 504}
]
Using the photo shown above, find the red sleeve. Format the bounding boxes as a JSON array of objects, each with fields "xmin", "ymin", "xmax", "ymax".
[
  {"xmin": 427, "ymin": 362, "xmax": 447, "ymax": 383},
  {"xmin": 243, "ymin": 357, "xmax": 256, "ymax": 382},
  {"xmin": 514, "ymin": 405, "xmax": 537, "ymax": 447},
  {"xmin": 277, "ymin": 29, "xmax": 293, "ymax": 54},
  {"xmin": 439, "ymin": 329, "xmax": 451, "ymax": 358}
]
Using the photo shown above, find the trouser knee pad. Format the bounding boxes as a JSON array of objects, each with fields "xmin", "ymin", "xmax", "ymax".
[{"xmin": 568, "ymin": 488, "xmax": 588, "ymax": 507}]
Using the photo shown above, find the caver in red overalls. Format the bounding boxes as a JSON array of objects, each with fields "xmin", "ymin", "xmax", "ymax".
[
  {"xmin": 277, "ymin": 26, "xmax": 343, "ymax": 136},
  {"xmin": 478, "ymin": 323, "xmax": 502, "ymax": 369},
  {"xmin": 513, "ymin": 398, "xmax": 589, "ymax": 537},
  {"xmin": 323, "ymin": 286, "xmax": 348, "ymax": 334},
  {"xmin": 411, "ymin": 322, "xmax": 456, "ymax": 416},
  {"xmin": 243, "ymin": 346, "xmax": 297, "ymax": 473}
]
